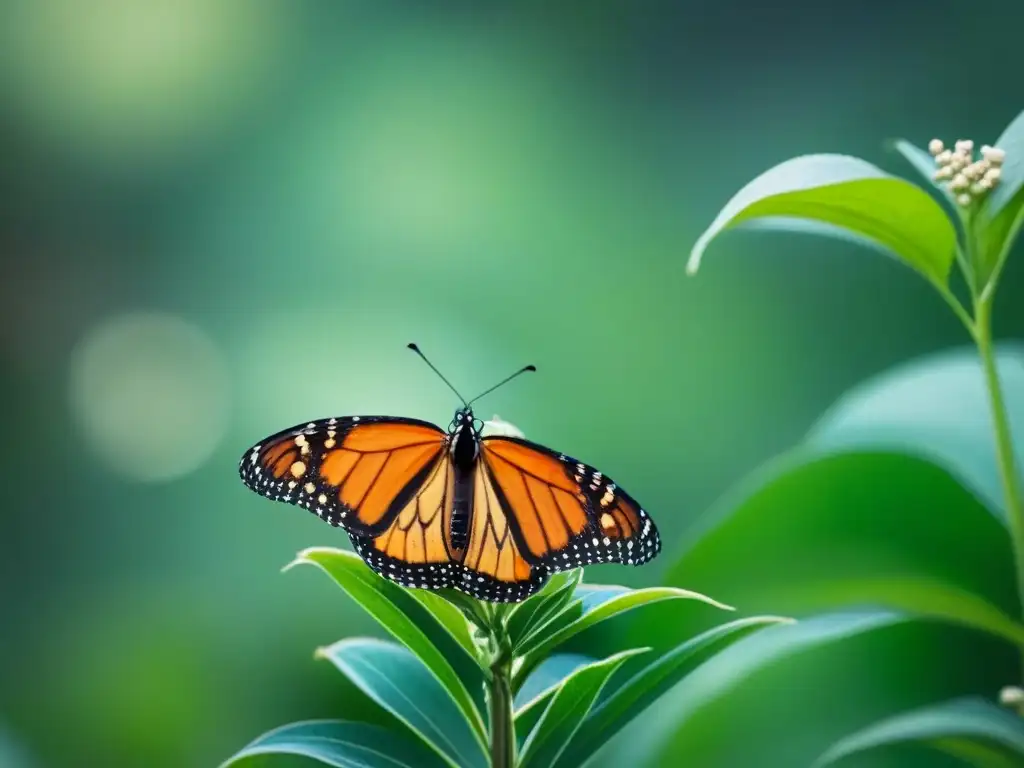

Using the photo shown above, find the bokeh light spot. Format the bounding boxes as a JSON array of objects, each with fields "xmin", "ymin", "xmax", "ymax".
[
  {"xmin": 69, "ymin": 311, "xmax": 229, "ymax": 482},
  {"xmin": 0, "ymin": 0, "xmax": 293, "ymax": 160}
]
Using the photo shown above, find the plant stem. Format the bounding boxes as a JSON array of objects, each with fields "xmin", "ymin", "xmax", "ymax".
[
  {"xmin": 488, "ymin": 658, "xmax": 516, "ymax": 768},
  {"xmin": 975, "ymin": 297, "xmax": 1024, "ymax": 670}
]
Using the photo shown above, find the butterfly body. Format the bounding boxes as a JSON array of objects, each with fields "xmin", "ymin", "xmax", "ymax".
[
  {"xmin": 239, "ymin": 407, "xmax": 661, "ymax": 602},
  {"xmin": 447, "ymin": 409, "xmax": 480, "ymax": 555}
]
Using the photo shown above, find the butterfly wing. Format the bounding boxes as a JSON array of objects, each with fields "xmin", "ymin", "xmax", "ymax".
[
  {"xmin": 348, "ymin": 451, "xmax": 468, "ymax": 592},
  {"xmin": 479, "ymin": 436, "xmax": 661, "ymax": 571},
  {"xmin": 455, "ymin": 459, "xmax": 550, "ymax": 601},
  {"xmin": 239, "ymin": 416, "xmax": 446, "ymax": 536},
  {"xmin": 241, "ymin": 415, "xmax": 496, "ymax": 594}
]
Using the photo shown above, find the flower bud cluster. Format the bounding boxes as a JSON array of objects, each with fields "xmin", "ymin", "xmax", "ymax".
[{"xmin": 928, "ymin": 138, "xmax": 1005, "ymax": 207}]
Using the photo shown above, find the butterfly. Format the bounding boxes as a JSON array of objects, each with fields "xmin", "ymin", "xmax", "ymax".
[{"xmin": 238, "ymin": 344, "xmax": 661, "ymax": 602}]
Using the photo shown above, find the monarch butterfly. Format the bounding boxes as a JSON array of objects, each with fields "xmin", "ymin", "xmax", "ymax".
[{"xmin": 238, "ymin": 344, "xmax": 661, "ymax": 602}]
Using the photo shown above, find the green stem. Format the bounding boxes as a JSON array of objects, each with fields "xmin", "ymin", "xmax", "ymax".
[
  {"xmin": 975, "ymin": 298, "xmax": 1024, "ymax": 668},
  {"xmin": 488, "ymin": 658, "xmax": 516, "ymax": 768}
]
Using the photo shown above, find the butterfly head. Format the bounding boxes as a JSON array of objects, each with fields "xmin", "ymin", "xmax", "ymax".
[{"xmin": 450, "ymin": 407, "xmax": 483, "ymax": 435}]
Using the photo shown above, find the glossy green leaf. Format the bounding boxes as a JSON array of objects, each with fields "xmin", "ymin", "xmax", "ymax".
[
  {"xmin": 668, "ymin": 451, "xmax": 1022, "ymax": 643},
  {"xmin": 514, "ymin": 653, "xmax": 594, "ymax": 710},
  {"xmin": 632, "ymin": 610, "xmax": 908, "ymax": 766},
  {"xmin": 517, "ymin": 648, "xmax": 648, "ymax": 768},
  {"xmin": 514, "ymin": 598, "xmax": 585, "ymax": 661},
  {"xmin": 286, "ymin": 548, "xmax": 487, "ymax": 741},
  {"xmin": 407, "ymin": 590, "xmax": 479, "ymax": 663},
  {"xmin": 889, "ymin": 139, "xmax": 944, "ymax": 192},
  {"xmin": 315, "ymin": 639, "xmax": 486, "ymax": 768},
  {"xmin": 552, "ymin": 615, "xmax": 790, "ymax": 768},
  {"xmin": 220, "ymin": 720, "xmax": 451, "ymax": 768},
  {"xmin": 987, "ymin": 108, "xmax": 1024, "ymax": 216},
  {"xmin": 513, "ymin": 653, "xmax": 595, "ymax": 741},
  {"xmin": 812, "ymin": 697, "xmax": 1024, "ymax": 767},
  {"xmin": 807, "ymin": 344, "xmax": 1024, "ymax": 520},
  {"xmin": 506, "ymin": 570, "xmax": 581, "ymax": 652},
  {"xmin": 977, "ymin": 192, "xmax": 1024, "ymax": 291},
  {"xmin": 512, "ymin": 586, "xmax": 732, "ymax": 691},
  {"xmin": 686, "ymin": 153, "xmax": 958, "ymax": 285},
  {"xmin": 976, "ymin": 109, "xmax": 1024, "ymax": 287}
]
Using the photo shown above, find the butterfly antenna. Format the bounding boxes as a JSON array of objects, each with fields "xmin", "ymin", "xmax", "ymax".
[
  {"xmin": 467, "ymin": 364, "xmax": 536, "ymax": 406},
  {"xmin": 407, "ymin": 343, "xmax": 468, "ymax": 406}
]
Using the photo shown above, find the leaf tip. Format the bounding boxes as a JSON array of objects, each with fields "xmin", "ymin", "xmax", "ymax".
[
  {"xmin": 685, "ymin": 248, "xmax": 703, "ymax": 276},
  {"xmin": 280, "ymin": 556, "xmax": 307, "ymax": 574}
]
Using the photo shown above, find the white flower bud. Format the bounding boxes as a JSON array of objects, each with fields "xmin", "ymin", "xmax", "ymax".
[
  {"xmin": 928, "ymin": 139, "xmax": 944, "ymax": 155},
  {"xmin": 481, "ymin": 415, "xmax": 525, "ymax": 439},
  {"xmin": 955, "ymin": 139, "xmax": 974, "ymax": 153},
  {"xmin": 934, "ymin": 165, "xmax": 954, "ymax": 180},
  {"xmin": 982, "ymin": 145, "xmax": 1006, "ymax": 164},
  {"xmin": 949, "ymin": 154, "xmax": 968, "ymax": 172},
  {"xmin": 950, "ymin": 173, "xmax": 969, "ymax": 191},
  {"xmin": 985, "ymin": 167, "xmax": 1002, "ymax": 183},
  {"xmin": 971, "ymin": 182, "xmax": 988, "ymax": 195},
  {"xmin": 956, "ymin": 193, "xmax": 972, "ymax": 207},
  {"xmin": 935, "ymin": 149, "xmax": 953, "ymax": 165},
  {"xmin": 1000, "ymin": 686, "xmax": 1024, "ymax": 706},
  {"xmin": 963, "ymin": 164, "xmax": 981, "ymax": 180}
]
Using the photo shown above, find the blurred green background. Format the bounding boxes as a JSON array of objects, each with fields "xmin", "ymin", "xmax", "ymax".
[{"xmin": 1, "ymin": 1, "xmax": 1022, "ymax": 766}]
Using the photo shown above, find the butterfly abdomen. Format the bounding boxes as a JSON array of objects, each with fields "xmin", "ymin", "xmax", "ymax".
[
  {"xmin": 448, "ymin": 426, "xmax": 477, "ymax": 554},
  {"xmin": 450, "ymin": 469, "xmax": 472, "ymax": 553}
]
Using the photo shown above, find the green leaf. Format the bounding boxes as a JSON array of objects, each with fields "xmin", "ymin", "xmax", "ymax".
[
  {"xmin": 888, "ymin": 139, "xmax": 961, "ymax": 220},
  {"xmin": 513, "ymin": 599, "xmax": 585, "ymax": 661},
  {"xmin": 668, "ymin": 450, "xmax": 1022, "ymax": 644},
  {"xmin": 977, "ymin": 109, "xmax": 1024, "ymax": 288},
  {"xmin": 220, "ymin": 720, "xmax": 451, "ymax": 768},
  {"xmin": 506, "ymin": 570, "xmax": 582, "ymax": 652},
  {"xmin": 889, "ymin": 139, "xmax": 944, "ymax": 192},
  {"xmin": 514, "ymin": 653, "xmax": 594, "ymax": 711},
  {"xmin": 315, "ymin": 639, "xmax": 486, "ymax": 768},
  {"xmin": 812, "ymin": 697, "xmax": 1024, "ymax": 767},
  {"xmin": 407, "ymin": 590, "xmax": 479, "ymax": 663},
  {"xmin": 631, "ymin": 610, "xmax": 909, "ymax": 767},
  {"xmin": 513, "ymin": 653, "xmax": 595, "ymax": 741},
  {"xmin": 552, "ymin": 615, "xmax": 791, "ymax": 768},
  {"xmin": 286, "ymin": 548, "xmax": 487, "ymax": 742},
  {"xmin": 517, "ymin": 649, "xmax": 649, "ymax": 768},
  {"xmin": 512, "ymin": 586, "xmax": 732, "ymax": 691},
  {"xmin": 686, "ymin": 153, "xmax": 958, "ymax": 285},
  {"xmin": 986, "ymin": 108, "xmax": 1024, "ymax": 216},
  {"xmin": 807, "ymin": 344, "xmax": 1024, "ymax": 520}
]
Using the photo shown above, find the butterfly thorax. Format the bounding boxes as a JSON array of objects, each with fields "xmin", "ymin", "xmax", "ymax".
[{"xmin": 447, "ymin": 408, "xmax": 480, "ymax": 555}]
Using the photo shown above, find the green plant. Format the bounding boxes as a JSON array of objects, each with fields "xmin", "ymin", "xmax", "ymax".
[
  {"xmin": 220, "ymin": 547, "xmax": 787, "ymax": 768},
  {"xmin": 651, "ymin": 107, "xmax": 1024, "ymax": 765}
]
